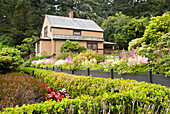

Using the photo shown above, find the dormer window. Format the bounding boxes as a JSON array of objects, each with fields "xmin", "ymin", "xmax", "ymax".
[
  {"xmin": 44, "ymin": 26, "xmax": 48, "ymax": 37},
  {"xmin": 73, "ymin": 30, "xmax": 81, "ymax": 35}
]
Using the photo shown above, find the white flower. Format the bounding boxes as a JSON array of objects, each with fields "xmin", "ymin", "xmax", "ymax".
[{"xmin": 55, "ymin": 60, "xmax": 68, "ymax": 66}]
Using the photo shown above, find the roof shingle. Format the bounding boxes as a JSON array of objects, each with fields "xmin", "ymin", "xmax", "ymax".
[{"xmin": 46, "ymin": 14, "xmax": 103, "ymax": 32}]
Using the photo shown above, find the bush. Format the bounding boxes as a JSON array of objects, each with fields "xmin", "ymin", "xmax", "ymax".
[
  {"xmin": 71, "ymin": 50, "xmax": 100, "ymax": 70},
  {"xmin": 157, "ymin": 32, "xmax": 170, "ymax": 53},
  {"xmin": 0, "ymin": 72, "xmax": 46, "ymax": 111},
  {"xmin": 0, "ymin": 47, "xmax": 23, "ymax": 73},
  {"xmin": 2, "ymin": 67, "xmax": 169, "ymax": 113},
  {"xmin": 128, "ymin": 37, "xmax": 144, "ymax": 51},
  {"xmin": 151, "ymin": 54, "xmax": 170, "ymax": 76},
  {"xmin": 143, "ymin": 11, "xmax": 170, "ymax": 44},
  {"xmin": 60, "ymin": 40, "xmax": 87, "ymax": 53}
]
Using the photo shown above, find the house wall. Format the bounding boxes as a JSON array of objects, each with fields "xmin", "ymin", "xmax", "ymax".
[
  {"xmin": 52, "ymin": 28, "xmax": 103, "ymax": 38},
  {"xmin": 40, "ymin": 16, "xmax": 53, "ymax": 39},
  {"xmin": 81, "ymin": 31, "xmax": 103, "ymax": 38},
  {"xmin": 97, "ymin": 42, "xmax": 104, "ymax": 55},
  {"xmin": 35, "ymin": 40, "xmax": 51, "ymax": 56}
]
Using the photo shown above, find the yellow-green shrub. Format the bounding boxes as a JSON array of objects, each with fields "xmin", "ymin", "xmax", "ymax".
[{"xmin": 71, "ymin": 50, "xmax": 100, "ymax": 70}]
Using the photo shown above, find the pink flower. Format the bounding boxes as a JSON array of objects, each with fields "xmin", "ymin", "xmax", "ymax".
[
  {"xmin": 58, "ymin": 88, "xmax": 66, "ymax": 94},
  {"xmin": 145, "ymin": 46, "xmax": 148, "ymax": 48},
  {"xmin": 65, "ymin": 55, "xmax": 72, "ymax": 63},
  {"xmin": 120, "ymin": 49, "xmax": 127, "ymax": 59},
  {"xmin": 65, "ymin": 93, "xmax": 71, "ymax": 98},
  {"xmin": 168, "ymin": 48, "xmax": 170, "ymax": 55},
  {"xmin": 31, "ymin": 60, "xmax": 35, "ymax": 64},
  {"xmin": 129, "ymin": 50, "xmax": 135, "ymax": 56}
]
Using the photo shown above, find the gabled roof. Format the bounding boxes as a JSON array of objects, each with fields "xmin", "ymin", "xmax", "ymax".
[{"xmin": 46, "ymin": 14, "xmax": 104, "ymax": 32}]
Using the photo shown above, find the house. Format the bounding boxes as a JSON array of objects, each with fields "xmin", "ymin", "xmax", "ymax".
[{"xmin": 34, "ymin": 11, "xmax": 115, "ymax": 56}]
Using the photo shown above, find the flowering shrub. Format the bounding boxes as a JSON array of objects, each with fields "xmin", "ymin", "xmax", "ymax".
[
  {"xmin": 55, "ymin": 60, "xmax": 68, "ymax": 66},
  {"xmin": 45, "ymin": 84, "xmax": 70, "ymax": 102},
  {"xmin": 127, "ymin": 55, "xmax": 148, "ymax": 67},
  {"xmin": 31, "ymin": 57, "xmax": 54, "ymax": 67}
]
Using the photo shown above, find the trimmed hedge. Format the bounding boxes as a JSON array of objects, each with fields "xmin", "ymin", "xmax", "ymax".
[{"xmin": 1, "ymin": 67, "xmax": 170, "ymax": 113}]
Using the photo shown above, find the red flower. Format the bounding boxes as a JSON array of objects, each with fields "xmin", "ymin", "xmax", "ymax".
[
  {"xmin": 49, "ymin": 86, "xmax": 53, "ymax": 89},
  {"xmin": 45, "ymin": 97, "xmax": 50, "ymax": 101},
  {"xmin": 46, "ymin": 84, "xmax": 48, "ymax": 87},
  {"xmin": 47, "ymin": 88, "xmax": 51, "ymax": 93},
  {"xmin": 56, "ymin": 95, "xmax": 63, "ymax": 101}
]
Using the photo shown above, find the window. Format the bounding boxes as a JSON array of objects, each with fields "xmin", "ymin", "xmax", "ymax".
[
  {"xmin": 44, "ymin": 26, "xmax": 48, "ymax": 37},
  {"xmin": 73, "ymin": 30, "xmax": 81, "ymax": 35},
  {"xmin": 37, "ymin": 42, "xmax": 40, "ymax": 53},
  {"xmin": 87, "ymin": 43, "xmax": 98, "ymax": 52}
]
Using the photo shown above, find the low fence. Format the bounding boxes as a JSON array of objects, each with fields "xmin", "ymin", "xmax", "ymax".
[{"xmin": 34, "ymin": 67, "xmax": 170, "ymax": 87}]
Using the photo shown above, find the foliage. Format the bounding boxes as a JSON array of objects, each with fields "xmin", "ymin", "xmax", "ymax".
[
  {"xmin": 157, "ymin": 32, "xmax": 170, "ymax": 53},
  {"xmin": 0, "ymin": 35, "xmax": 13, "ymax": 46},
  {"xmin": 102, "ymin": 12, "xmax": 148, "ymax": 49},
  {"xmin": 60, "ymin": 40, "xmax": 87, "ymax": 53},
  {"xmin": 143, "ymin": 11, "xmax": 170, "ymax": 44},
  {"xmin": 3, "ymin": 67, "xmax": 169, "ymax": 113},
  {"xmin": 56, "ymin": 52, "xmax": 78, "ymax": 60},
  {"xmin": 0, "ymin": 0, "xmax": 169, "ymax": 48},
  {"xmin": 151, "ymin": 54, "xmax": 170, "ymax": 76},
  {"xmin": 17, "ymin": 36, "xmax": 39, "ymax": 58},
  {"xmin": 29, "ymin": 55, "xmax": 51, "ymax": 61},
  {"xmin": 0, "ymin": 72, "xmax": 46, "ymax": 111},
  {"xmin": 71, "ymin": 50, "xmax": 100, "ymax": 70},
  {"xmin": 0, "ymin": 47, "xmax": 23, "ymax": 73},
  {"xmin": 128, "ymin": 37, "xmax": 144, "ymax": 51},
  {"xmin": 21, "ymin": 60, "xmax": 31, "ymax": 67},
  {"xmin": 0, "ymin": 0, "xmax": 38, "ymax": 46}
]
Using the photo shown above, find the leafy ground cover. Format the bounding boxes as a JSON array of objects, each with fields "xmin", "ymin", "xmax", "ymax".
[{"xmin": 1, "ymin": 67, "xmax": 169, "ymax": 113}]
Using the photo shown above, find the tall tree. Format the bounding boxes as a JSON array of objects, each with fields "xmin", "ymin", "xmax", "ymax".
[{"xmin": 101, "ymin": 12, "xmax": 148, "ymax": 49}]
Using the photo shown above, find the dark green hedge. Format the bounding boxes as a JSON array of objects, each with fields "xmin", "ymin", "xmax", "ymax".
[{"xmin": 1, "ymin": 67, "xmax": 169, "ymax": 113}]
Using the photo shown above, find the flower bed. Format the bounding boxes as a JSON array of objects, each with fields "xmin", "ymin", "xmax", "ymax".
[
  {"xmin": 1, "ymin": 67, "xmax": 169, "ymax": 113},
  {"xmin": 29, "ymin": 49, "xmax": 170, "ymax": 76}
]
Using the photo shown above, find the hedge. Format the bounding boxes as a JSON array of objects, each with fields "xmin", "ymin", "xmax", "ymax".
[{"xmin": 1, "ymin": 67, "xmax": 170, "ymax": 113}]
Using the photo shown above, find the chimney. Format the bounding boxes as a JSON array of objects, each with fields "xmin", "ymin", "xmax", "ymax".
[{"xmin": 69, "ymin": 11, "xmax": 73, "ymax": 18}]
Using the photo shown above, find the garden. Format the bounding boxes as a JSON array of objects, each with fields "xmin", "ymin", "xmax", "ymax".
[{"xmin": 0, "ymin": 12, "xmax": 170, "ymax": 113}]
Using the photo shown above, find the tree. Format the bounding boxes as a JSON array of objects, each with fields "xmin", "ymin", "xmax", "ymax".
[
  {"xmin": 17, "ymin": 36, "xmax": 39, "ymax": 58},
  {"xmin": 101, "ymin": 12, "xmax": 148, "ymax": 49}
]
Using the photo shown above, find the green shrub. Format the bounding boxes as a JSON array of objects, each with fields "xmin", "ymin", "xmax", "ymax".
[
  {"xmin": 0, "ymin": 72, "xmax": 46, "ymax": 111},
  {"xmin": 157, "ymin": 32, "xmax": 170, "ymax": 53},
  {"xmin": 60, "ymin": 40, "xmax": 87, "ymax": 53},
  {"xmin": 1, "ymin": 67, "xmax": 170, "ymax": 113},
  {"xmin": 143, "ymin": 11, "xmax": 170, "ymax": 44},
  {"xmin": 128, "ymin": 37, "xmax": 144, "ymax": 51},
  {"xmin": 29, "ymin": 55, "xmax": 50, "ymax": 61},
  {"xmin": 151, "ymin": 54, "xmax": 170, "ymax": 76},
  {"xmin": 0, "ymin": 47, "xmax": 23, "ymax": 73}
]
